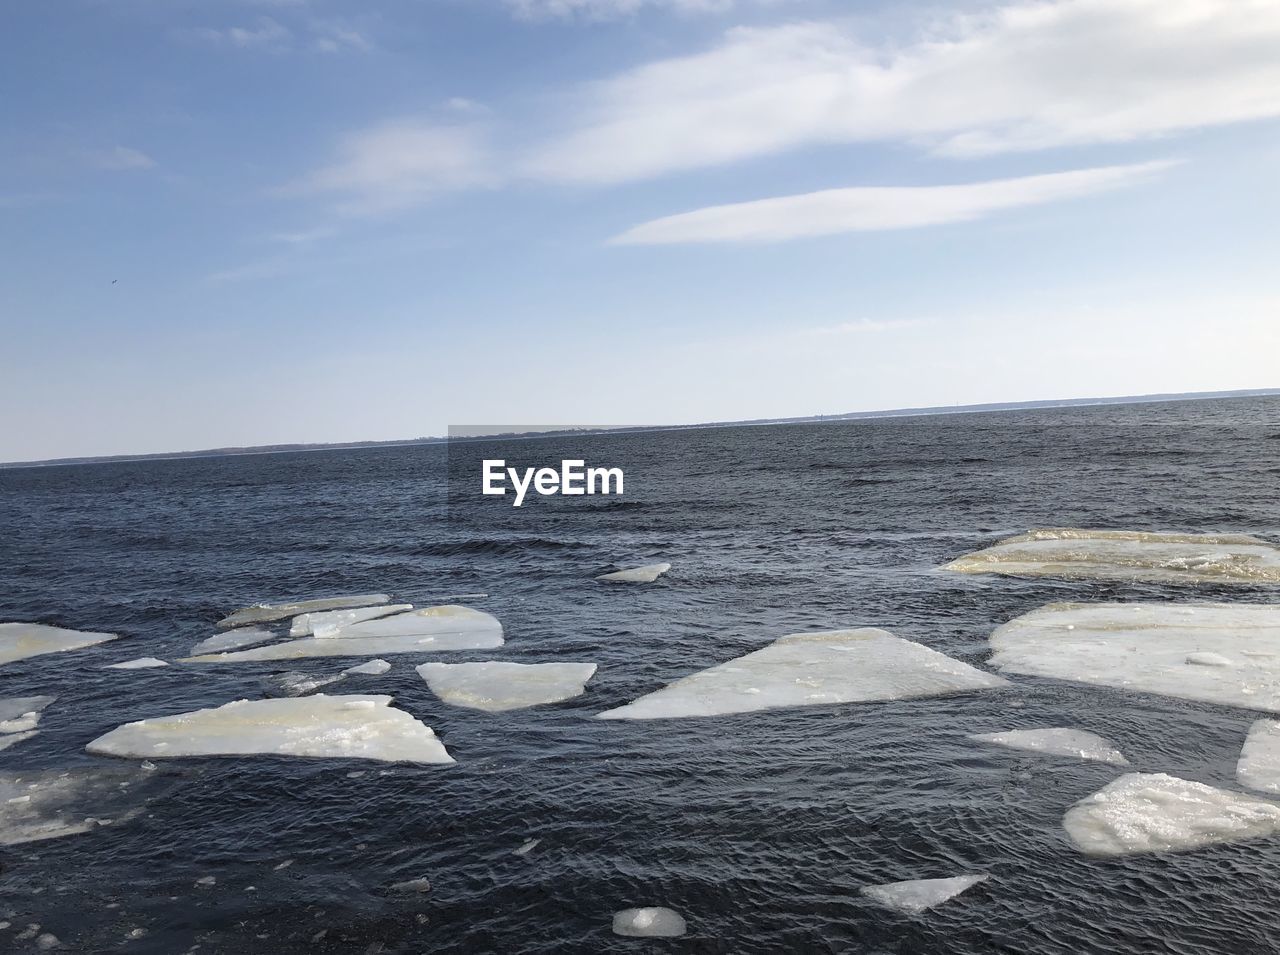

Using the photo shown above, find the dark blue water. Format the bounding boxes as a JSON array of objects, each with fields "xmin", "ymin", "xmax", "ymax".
[{"xmin": 2, "ymin": 396, "xmax": 1279, "ymax": 953}]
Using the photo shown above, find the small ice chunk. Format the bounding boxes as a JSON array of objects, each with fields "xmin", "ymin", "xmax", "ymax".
[
  {"xmin": 861, "ymin": 875, "xmax": 988, "ymax": 915},
  {"xmin": 217, "ymin": 594, "xmax": 392, "ymax": 629},
  {"xmin": 987, "ymin": 602, "xmax": 1280, "ymax": 712},
  {"xmin": 598, "ymin": 629, "xmax": 1006, "ymax": 720},
  {"xmin": 513, "ymin": 838, "xmax": 540, "ymax": 856},
  {"xmin": 185, "ymin": 606, "xmax": 503, "ymax": 663},
  {"xmin": 389, "ymin": 876, "xmax": 432, "ymax": 894},
  {"xmin": 969, "ymin": 727, "xmax": 1128, "ymax": 766},
  {"xmin": 265, "ymin": 670, "xmax": 347, "ymax": 697},
  {"xmin": 1238, "ymin": 719, "xmax": 1280, "ymax": 794},
  {"xmin": 85, "ymin": 695, "xmax": 454, "ymax": 764},
  {"xmin": 416, "ymin": 661, "xmax": 597, "ymax": 712},
  {"xmin": 290, "ymin": 605, "xmax": 412, "ymax": 637},
  {"xmin": 597, "ymin": 562, "xmax": 671, "ymax": 584},
  {"xmin": 195, "ymin": 875, "xmax": 216, "ymax": 887},
  {"xmin": 612, "ymin": 907, "xmax": 686, "ymax": 938},
  {"xmin": 105, "ymin": 657, "xmax": 169, "ymax": 670},
  {"xmin": 944, "ymin": 528, "xmax": 1280, "ymax": 585},
  {"xmin": 0, "ymin": 765, "xmax": 162, "ymax": 845},
  {"xmin": 1063, "ymin": 772, "xmax": 1280, "ymax": 856},
  {"xmin": 190, "ymin": 627, "xmax": 274, "ymax": 655},
  {"xmin": 343, "ymin": 659, "xmax": 392, "ymax": 676},
  {"xmin": 1186, "ymin": 651, "xmax": 1232, "ymax": 667},
  {"xmin": 0, "ymin": 623, "xmax": 117, "ymax": 668},
  {"xmin": 0, "ymin": 731, "xmax": 38, "ymax": 752}
]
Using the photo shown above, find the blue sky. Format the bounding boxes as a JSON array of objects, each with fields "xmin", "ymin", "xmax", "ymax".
[{"xmin": 2, "ymin": 0, "xmax": 1278, "ymax": 461}]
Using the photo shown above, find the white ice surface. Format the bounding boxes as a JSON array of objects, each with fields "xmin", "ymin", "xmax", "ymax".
[
  {"xmin": 1238, "ymin": 719, "xmax": 1280, "ymax": 794},
  {"xmin": 597, "ymin": 628, "xmax": 1006, "ymax": 720},
  {"xmin": 970, "ymin": 727, "xmax": 1128, "ymax": 766},
  {"xmin": 266, "ymin": 670, "xmax": 346, "ymax": 696},
  {"xmin": 0, "ymin": 696, "xmax": 56, "ymax": 733},
  {"xmin": 86, "ymin": 694, "xmax": 454, "ymax": 764},
  {"xmin": 1063, "ymin": 772, "xmax": 1280, "ymax": 856},
  {"xmin": 217, "ymin": 594, "xmax": 392, "ymax": 629},
  {"xmin": 105, "ymin": 657, "xmax": 168, "ymax": 670},
  {"xmin": 597, "ymin": 562, "xmax": 671, "ymax": 583},
  {"xmin": 344, "ymin": 659, "xmax": 392, "ymax": 676},
  {"xmin": 290, "ymin": 604, "xmax": 412, "ymax": 637},
  {"xmin": 416, "ymin": 662, "xmax": 597, "ymax": 712},
  {"xmin": 944, "ymin": 528, "xmax": 1280, "ymax": 585},
  {"xmin": 0, "ymin": 765, "xmax": 158, "ymax": 845},
  {"xmin": 0, "ymin": 623, "xmax": 118, "ymax": 667},
  {"xmin": 988, "ymin": 602, "xmax": 1280, "ymax": 712},
  {"xmin": 861, "ymin": 875, "xmax": 988, "ymax": 915},
  {"xmin": 0, "ymin": 731, "xmax": 38, "ymax": 752},
  {"xmin": 186, "ymin": 606, "xmax": 502, "ymax": 663},
  {"xmin": 190, "ymin": 627, "xmax": 275, "ymax": 655},
  {"xmin": 612, "ymin": 907, "xmax": 686, "ymax": 937}
]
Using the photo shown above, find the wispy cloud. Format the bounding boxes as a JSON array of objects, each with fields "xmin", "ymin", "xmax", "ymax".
[
  {"xmin": 186, "ymin": 15, "xmax": 370, "ymax": 53},
  {"xmin": 507, "ymin": 0, "xmax": 743, "ymax": 19},
  {"xmin": 612, "ymin": 161, "xmax": 1177, "ymax": 244},
  {"xmin": 280, "ymin": 120, "xmax": 495, "ymax": 215},
  {"xmin": 528, "ymin": 0, "xmax": 1280, "ymax": 183},
  {"xmin": 266, "ymin": 226, "xmax": 337, "ymax": 244},
  {"xmin": 87, "ymin": 145, "xmax": 157, "ymax": 171}
]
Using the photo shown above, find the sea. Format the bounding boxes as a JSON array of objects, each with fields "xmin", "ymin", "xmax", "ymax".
[{"xmin": 1, "ymin": 394, "xmax": 1279, "ymax": 953}]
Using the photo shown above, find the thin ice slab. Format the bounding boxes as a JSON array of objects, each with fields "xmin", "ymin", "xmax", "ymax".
[
  {"xmin": 598, "ymin": 562, "xmax": 671, "ymax": 583},
  {"xmin": 105, "ymin": 657, "xmax": 168, "ymax": 670},
  {"xmin": 0, "ymin": 623, "xmax": 117, "ymax": 667},
  {"xmin": 0, "ymin": 696, "xmax": 56, "ymax": 733},
  {"xmin": 944, "ymin": 528, "xmax": 1280, "ymax": 585},
  {"xmin": 190, "ymin": 627, "xmax": 274, "ymax": 655},
  {"xmin": 264, "ymin": 670, "xmax": 346, "ymax": 697},
  {"xmin": 0, "ymin": 765, "xmax": 162, "ymax": 845},
  {"xmin": 597, "ymin": 628, "xmax": 1006, "ymax": 720},
  {"xmin": 988, "ymin": 602, "xmax": 1280, "ymax": 712},
  {"xmin": 970, "ymin": 727, "xmax": 1128, "ymax": 766},
  {"xmin": 416, "ymin": 662, "xmax": 597, "ymax": 712},
  {"xmin": 1238, "ymin": 720, "xmax": 1280, "ymax": 794},
  {"xmin": 861, "ymin": 875, "xmax": 988, "ymax": 915},
  {"xmin": 86, "ymin": 694, "xmax": 453, "ymax": 764},
  {"xmin": 217, "ymin": 594, "xmax": 392, "ymax": 629},
  {"xmin": 290, "ymin": 604, "xmax": 412, "ymax": 637},
  {"xmin": 612, "ymin": 907, "xmax": 686, "ymax": 938},
  {"xmin": 0, "ymin": 731, "xmax": 37, "ymax": 752},
  {"xmin": 344, "ymin": 659, "xmax": 391, "ymax": 676},
  {"xmin": 185, "ymin": 606, "xmax": 502, "ymax": 663},
  {"xmin": 1063, "ymin": 772, "xmax": 1280, "ymax": 856}
]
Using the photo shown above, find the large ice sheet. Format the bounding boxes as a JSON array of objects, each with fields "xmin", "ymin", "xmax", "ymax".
[
  {"xmin": 217, "ymin": 594, "xmax": 392, "ymax": 629},
  {"xmin": 988, "ymin": 602, "xmax": 1280, "ymax": 712},
  {"xmin": 612, "ymin": 907, "xmax": 686, "ymax": 937},
  {"xmin": 290, "ymin": 604, "xmax": 412, "ymax": 637},
  {"xmin": 597, "ymin": 562, "xmax": 671, "ymax": 583},
  {"xmin": 1238, "ymin": 720, "xmax": 1280, "ymax": 794},
  {"xmin": 185, "ymin": 606, "xmax": 502, "ymax": 663},
  {"xmin": 970, "ymin": 727, "xmax": 1128, "ymax": 766},
  {"xmin": 416, "ymin": 662, "xmax": 597, "ymax": 712},
  {"xmin": 0, "ymin": 623, "xmax": 118, "ymax": 667},
  {"xmin": 1063, "ymin": 772, "xmax": 1280, "ymax": 856},
  {"xmin": 86, "ymin": 694, "xmax": 454, "ymax": 764},
  {"xmin": 861, "ymin": 875, "xmax": 988, "ymax": 915},
  {"xmin": 190, "ymin": 627, "xmax": 274, "ymax": 655},
  {"xmin": 597, "ymin": 628, "xmax": 1006, "ymax": 720},
  {"xmin": 944, "ymin": 528, "xmax": 1280, "ymax": 585},
  {"xmin": 0, "ymin": 765, "xmax": 160, "ymax": 845}
]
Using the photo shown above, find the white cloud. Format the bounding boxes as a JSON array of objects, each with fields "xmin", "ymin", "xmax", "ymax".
[
  {"xmin": 194, "ymin": 17, "xmax": 292, "ymax": 50},
  {"xmin": 188, "ymin": 15, "xmax": 370, "ymax": 53},
  {"xmin": 507, "ymin": 0, "xmax": 739, "ymax": 20},
  {"xmin": 528, "ymin": 0, "xmax": 1280, "ymax": 183},
  {"xmin": 311, "ymin": 20, "xmax": 373, "ymax": 53},
  {"xmin": 88, "ymin": 146, "xmax": 157, "ymax": 171},
  {"xmin": 282, "ymin": 120, "xmax": 495, "ymax": 214},
  {"xmin": 612, "ymin": 161, "xmax": 1175, "ymax": 244}
]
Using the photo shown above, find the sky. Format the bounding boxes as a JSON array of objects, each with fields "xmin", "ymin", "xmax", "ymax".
[{"xmin": 2, "ymin": 0, "xmax": 1278, "ymax": 461}]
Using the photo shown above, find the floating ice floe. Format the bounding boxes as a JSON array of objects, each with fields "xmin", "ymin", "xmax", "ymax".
[
  {"xmin": 612, "ymin": 907, "xmax": 686, "ymax": 938},
  {"xmin": 513, "ymin": 838, "xmax": 540, "ymax": 856},
  {"xmin": 0, "ymin": 765, "xmax": 161, "ymax": 845},
  {"xmin": 861, "ymin": 875, "xmax": 989, "ymax": 915},
  {"xmin": 265, "ymin": 670, "xmax": 346, "ymax": 697},
  {"xmin": 944, "ymin": 528, "xmax": 1280, "ymax": 585},
  {"xmin": 969, "ymin": 727, "xmax": 1128, "ymax": 766},
  {"xmin": 415, "ymin": 661, "xmax": 597, "ymax": 712},
  {"xmin": 185, "ymin": 606, "xmax": 503, "ymax": 663},
  {"xmin": 597, "ymin": 629, "xmax": 1006, "ymax": 720},
  {"xmin": 597, "ymin": 562, "xmax": 671, "ymax": 584},
  {"xmin": 86, "ymin": 695, "xmax": 454, "ymax": 764},
  {"xmin": 987, "ymin": 601, "xmax": 1280, "ymax": 712},
  {"xmin": 0, "ymin": 731, "xmax": 38, "ymax": 752},
  {"xmin": 290, "ymin": 604, "xmax": 413, "ymax": 638},
  {"xmin": 190, "ymin": 627, "xmax": 275, "ymax": 655},
  {"xmin": 216, "ymin": 594, "xmax": 392, "ymax": 629},
  {"xmin": 0, "ymin": 696, "xmax": 56, "ymax": 734},
  {"xmin": 1237, "ymin": 720, "xmax": 1280, "ymax": 794},
  {"xmin": 0, "ymin": 623, "xmax": 118, "ymax": 667},
  {"xmin": 344, "ymin": 659, "xmax": 392, "ymax": 676},
  {"xmin": 105, "ymin": 657, "xmax": 168, "ymax": 670},
  {"xmin": 1063, "ymin": 772, "xmax": 1280, "ymax": 856}
]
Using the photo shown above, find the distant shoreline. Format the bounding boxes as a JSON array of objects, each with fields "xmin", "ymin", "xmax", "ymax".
[{"xmin": 4, "ymin": 387, "xmax": 1277, "ymax": 470}]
